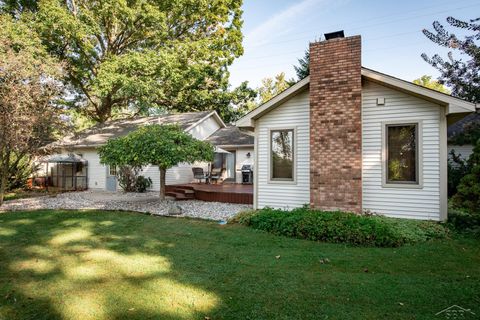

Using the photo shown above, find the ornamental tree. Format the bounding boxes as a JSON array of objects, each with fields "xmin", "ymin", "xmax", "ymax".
[
  {"xmin": 32, "ymin": 0, "xmax": 244, "ymax": 123},
  {"xmin": 422, "ymin": 17, "xmax": 480, "ymax": 103},
  {"xmin": 0, "ymin": 14, "xmax": 64, "ymax": 206},
  {"xmin": 98, "ymin": 124, "xmax": 214, "ymax": 199}
]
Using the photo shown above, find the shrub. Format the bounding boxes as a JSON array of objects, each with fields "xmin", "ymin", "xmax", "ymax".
[
  {"xmin": 117, "ymin": 166, "xmax": 140, "ymax": 192},
  {"xmin": 448, "ymin": 209, "xmax": 480, "ymax": 234},
  {"xmin": 452, "ymin": 139, "xmax": 480, "ymax": 214},
  {"xmin": 232, "ymin": 207, "xmax": 448, "ymax": 247},
  {"xmin": 447, "ymin": 150, "xmax": 469, "ymax": 197},
  {"xmin": 135, "ymin": 176, "xmax": 152, "ymax": 193},
  {"xmin": 117, "ymin": 166, "xmax": 152, "ymax": 193},
  {"xmin": 7, "ymin": 154, "xmax": 38, "ymax": 191}
]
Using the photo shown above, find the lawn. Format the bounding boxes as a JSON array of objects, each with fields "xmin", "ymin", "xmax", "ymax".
[
  {"xmin": 3, "ymin": 190, "xmax": 47, "ymax": 202},
  {"xmin": 0, "ymin": 210, "xmax": 479, "ymax": 320}
]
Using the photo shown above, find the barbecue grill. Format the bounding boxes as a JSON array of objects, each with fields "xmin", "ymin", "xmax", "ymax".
[{"xmin": 241, "ymin": 164, "xmax": 253, "ymax": 184}]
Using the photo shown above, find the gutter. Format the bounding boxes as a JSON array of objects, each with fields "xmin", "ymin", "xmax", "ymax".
[{"xmin": 213, "ymin": 144, "xmax": 254, "ymax": 149}]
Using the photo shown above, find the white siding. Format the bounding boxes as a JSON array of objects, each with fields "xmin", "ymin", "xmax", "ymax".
[
  {"xmin": 188, "ymin": 116, "xmax": 221, "ymax": 140},
  {"xmin": 75, "ymin": 148, "xmax": 106, "ymax": 190},
  {"xmin": 235, "ymin": 148, "xmax": 254, "ymax": 183},
  {"xmin": 362, "ymin": 80, "xmax": 444, "ymax": 220},
  {"xmin": 256, "ymin": 90, "xmax": 310, "ymax": 209},
  {"xmin": 448, "ymin": 144, "xmax": 473, "ymax": 160},
  {"xmin": 140, "ymin": 162, "xmax": 209, "ymax": 190}
]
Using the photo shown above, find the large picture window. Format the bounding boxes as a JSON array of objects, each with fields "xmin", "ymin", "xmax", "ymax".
[
  {"xmin": 271, "ymin": 129, "xmax": 294, "ymax": 181},
  {"xmin": 386, "ymin": 124, "xmax": 418, "ymax": 184}
]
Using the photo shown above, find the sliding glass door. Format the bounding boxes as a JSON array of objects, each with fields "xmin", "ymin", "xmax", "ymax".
[{"xmin": 225, "ymin": 152, "xmax": 236, "ymax": 182}]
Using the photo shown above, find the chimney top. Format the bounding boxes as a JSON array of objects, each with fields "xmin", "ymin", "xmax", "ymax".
[{"xmin": 324, "ymin": 30, "xmax": 345, "ymax": 40}]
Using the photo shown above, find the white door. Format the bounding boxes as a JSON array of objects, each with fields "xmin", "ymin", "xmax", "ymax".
[{"xmin": 106, "ymin": 166, "xmax": 117, "ymax": 191}]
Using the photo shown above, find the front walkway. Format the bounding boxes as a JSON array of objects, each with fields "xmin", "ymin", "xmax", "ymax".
[{"xmin": 0, "ymin": 191, "xmax": 251, "ymax": 221}]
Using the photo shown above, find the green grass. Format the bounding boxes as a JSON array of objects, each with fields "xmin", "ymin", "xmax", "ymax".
[
  {"xmin": 0, "ymin": 210, "xmax": 479, "ymax": 320},
  {"xmin": 3, "ymin": 190, "xmax": 47, "ymax": 201}
]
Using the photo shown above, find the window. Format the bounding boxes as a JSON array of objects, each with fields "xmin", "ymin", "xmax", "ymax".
[
  {"xmin": 270, "ymin": 129, "xmax": 294, "ymax": 181},
  {"xmin": 109, "ymin": 165, "xmax": 117, "ymax": 176},
  {"xmin": 385, "ymin": 124, "xmax": 418, "ymax": 184}
]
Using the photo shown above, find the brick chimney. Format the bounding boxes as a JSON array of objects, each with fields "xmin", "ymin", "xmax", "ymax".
[{"xmin": 309, "ymin": 33, "xmax": 362, "ymax": 213}]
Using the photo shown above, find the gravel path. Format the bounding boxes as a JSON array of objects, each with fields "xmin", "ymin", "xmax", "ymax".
[{"xmin": 0, "ymin": 191, "xmax": 251, "ymax": 221}]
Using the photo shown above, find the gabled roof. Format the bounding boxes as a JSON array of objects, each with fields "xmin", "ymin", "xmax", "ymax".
[
  {"xmin": 236, "ymin": 68, "xmax": 477, "ymax": 128},
  {"xmin": 206, "ymin": 125, "xmax": 254, "ymax": 147},
  {"xmin": 51, "ymin": 111, "xmax": 225, "ymax": 148}
]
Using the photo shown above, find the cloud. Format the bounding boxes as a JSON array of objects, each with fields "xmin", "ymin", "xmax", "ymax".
[{"xmin": 245, "ymin": 0, "xmax": 329, "ymax": 47}]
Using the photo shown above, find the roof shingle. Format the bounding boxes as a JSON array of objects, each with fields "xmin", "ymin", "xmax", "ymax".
[
  {"xmin": 206, "ymin": 125, "xmax": 254, "ymax": 147},
  {"xmin": 52, "ymin": 111, "xmax": 211, "ymax": 148}
]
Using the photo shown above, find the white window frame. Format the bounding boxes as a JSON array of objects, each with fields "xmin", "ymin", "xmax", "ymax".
[
  {"xmin": 268, "ymin": 127, "xmax": 297, "ymax": 184},
  {"xmin": 381, "ymin": 120, "xmax": 423, "ymax": 189}
]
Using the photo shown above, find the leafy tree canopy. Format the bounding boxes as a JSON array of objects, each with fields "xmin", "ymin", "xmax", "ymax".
[
  {"xmin": 258, "ymin": 72, "xmax": 291, "ymax": 104},
  {"xmin": 98, "ymin": 124, "xmax": 214, "ymax": 198},
  {"xmin": 0, "ymin": 0, "xmax": 37, "ymax": 16},
  {"xmin": 32, "ymin": 0, "xmax": 244, "ymax": 123},
  {"xmin": 413, "ymin": 75, "xmax": 450, "ymax": 94},
  {"xmin": 222, "ymin": 81, "xmax": 257, "ymax": 122},
  {"xmin": 422, "ymin": 17, "xmax": 480, "ymax": 103}
]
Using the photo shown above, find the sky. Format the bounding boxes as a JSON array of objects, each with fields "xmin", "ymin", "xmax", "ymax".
[{"xmin": 228, "ymin": 0, "xmax": 480, "ymax": 88}]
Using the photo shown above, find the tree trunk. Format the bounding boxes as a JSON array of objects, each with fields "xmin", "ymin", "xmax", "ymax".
[
  {"xmin": 0, "ymin": 150, "xmax": 10, "ymax": 207},
  {"xmin": 159, "ymin": 167, "xmax": 166, "ymax": 200},
  {"xmin": 0, "ymin": 169, "xmax": 7, "ymax": 207}
]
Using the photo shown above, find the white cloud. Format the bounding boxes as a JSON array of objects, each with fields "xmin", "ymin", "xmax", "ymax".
[{"xmin": 245, "ymin": 0, "xmax": 329, "ymax": 47}]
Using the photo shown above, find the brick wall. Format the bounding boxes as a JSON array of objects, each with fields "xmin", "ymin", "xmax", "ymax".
[{"xmin": 309, "ymin": 35, "xmax": 362, "ymax": 213}]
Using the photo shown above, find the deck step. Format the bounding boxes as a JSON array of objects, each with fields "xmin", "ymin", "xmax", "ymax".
[
  {"xmin": 165, "ymin": 191, "xmax": 195, "ymax": 201},
  {"xmin": 174, "ymin": 188, "xmax": 195, "ymax": 194}
]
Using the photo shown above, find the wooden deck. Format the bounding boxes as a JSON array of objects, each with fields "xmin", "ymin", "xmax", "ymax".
[{"xmin": 165, "ymin": 183, "xmax": 253, "ymax": 204}]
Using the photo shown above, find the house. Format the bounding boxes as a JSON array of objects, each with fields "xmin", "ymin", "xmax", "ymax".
[
  {"xmin": 236, "ymin": 32, "xmax": 477, "ymax": 221},
  {"xmin": 447, "ymin": 112, "xmax": 480, "ymax": 160},
  {"xmin": 44, "ymin": 111, "xmax": 254, "ymax": 191}
]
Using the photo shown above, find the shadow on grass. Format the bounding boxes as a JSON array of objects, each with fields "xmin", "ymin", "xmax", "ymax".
[
  {"xmin": 0, "ymin": 210, "xmax": 223, "ymax": 320},
  {"xmin": 0, "ymin": 210, "xmax": 479, "ymax": 320}
]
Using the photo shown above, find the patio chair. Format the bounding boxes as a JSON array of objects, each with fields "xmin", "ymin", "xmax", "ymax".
[
  {"xmin": 192, "ymin": 167, "xmax": 207, "ymax": 183},
  {"xmin": 209, "ymin": 168, "xmax": 224, "ymax": 184}
]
